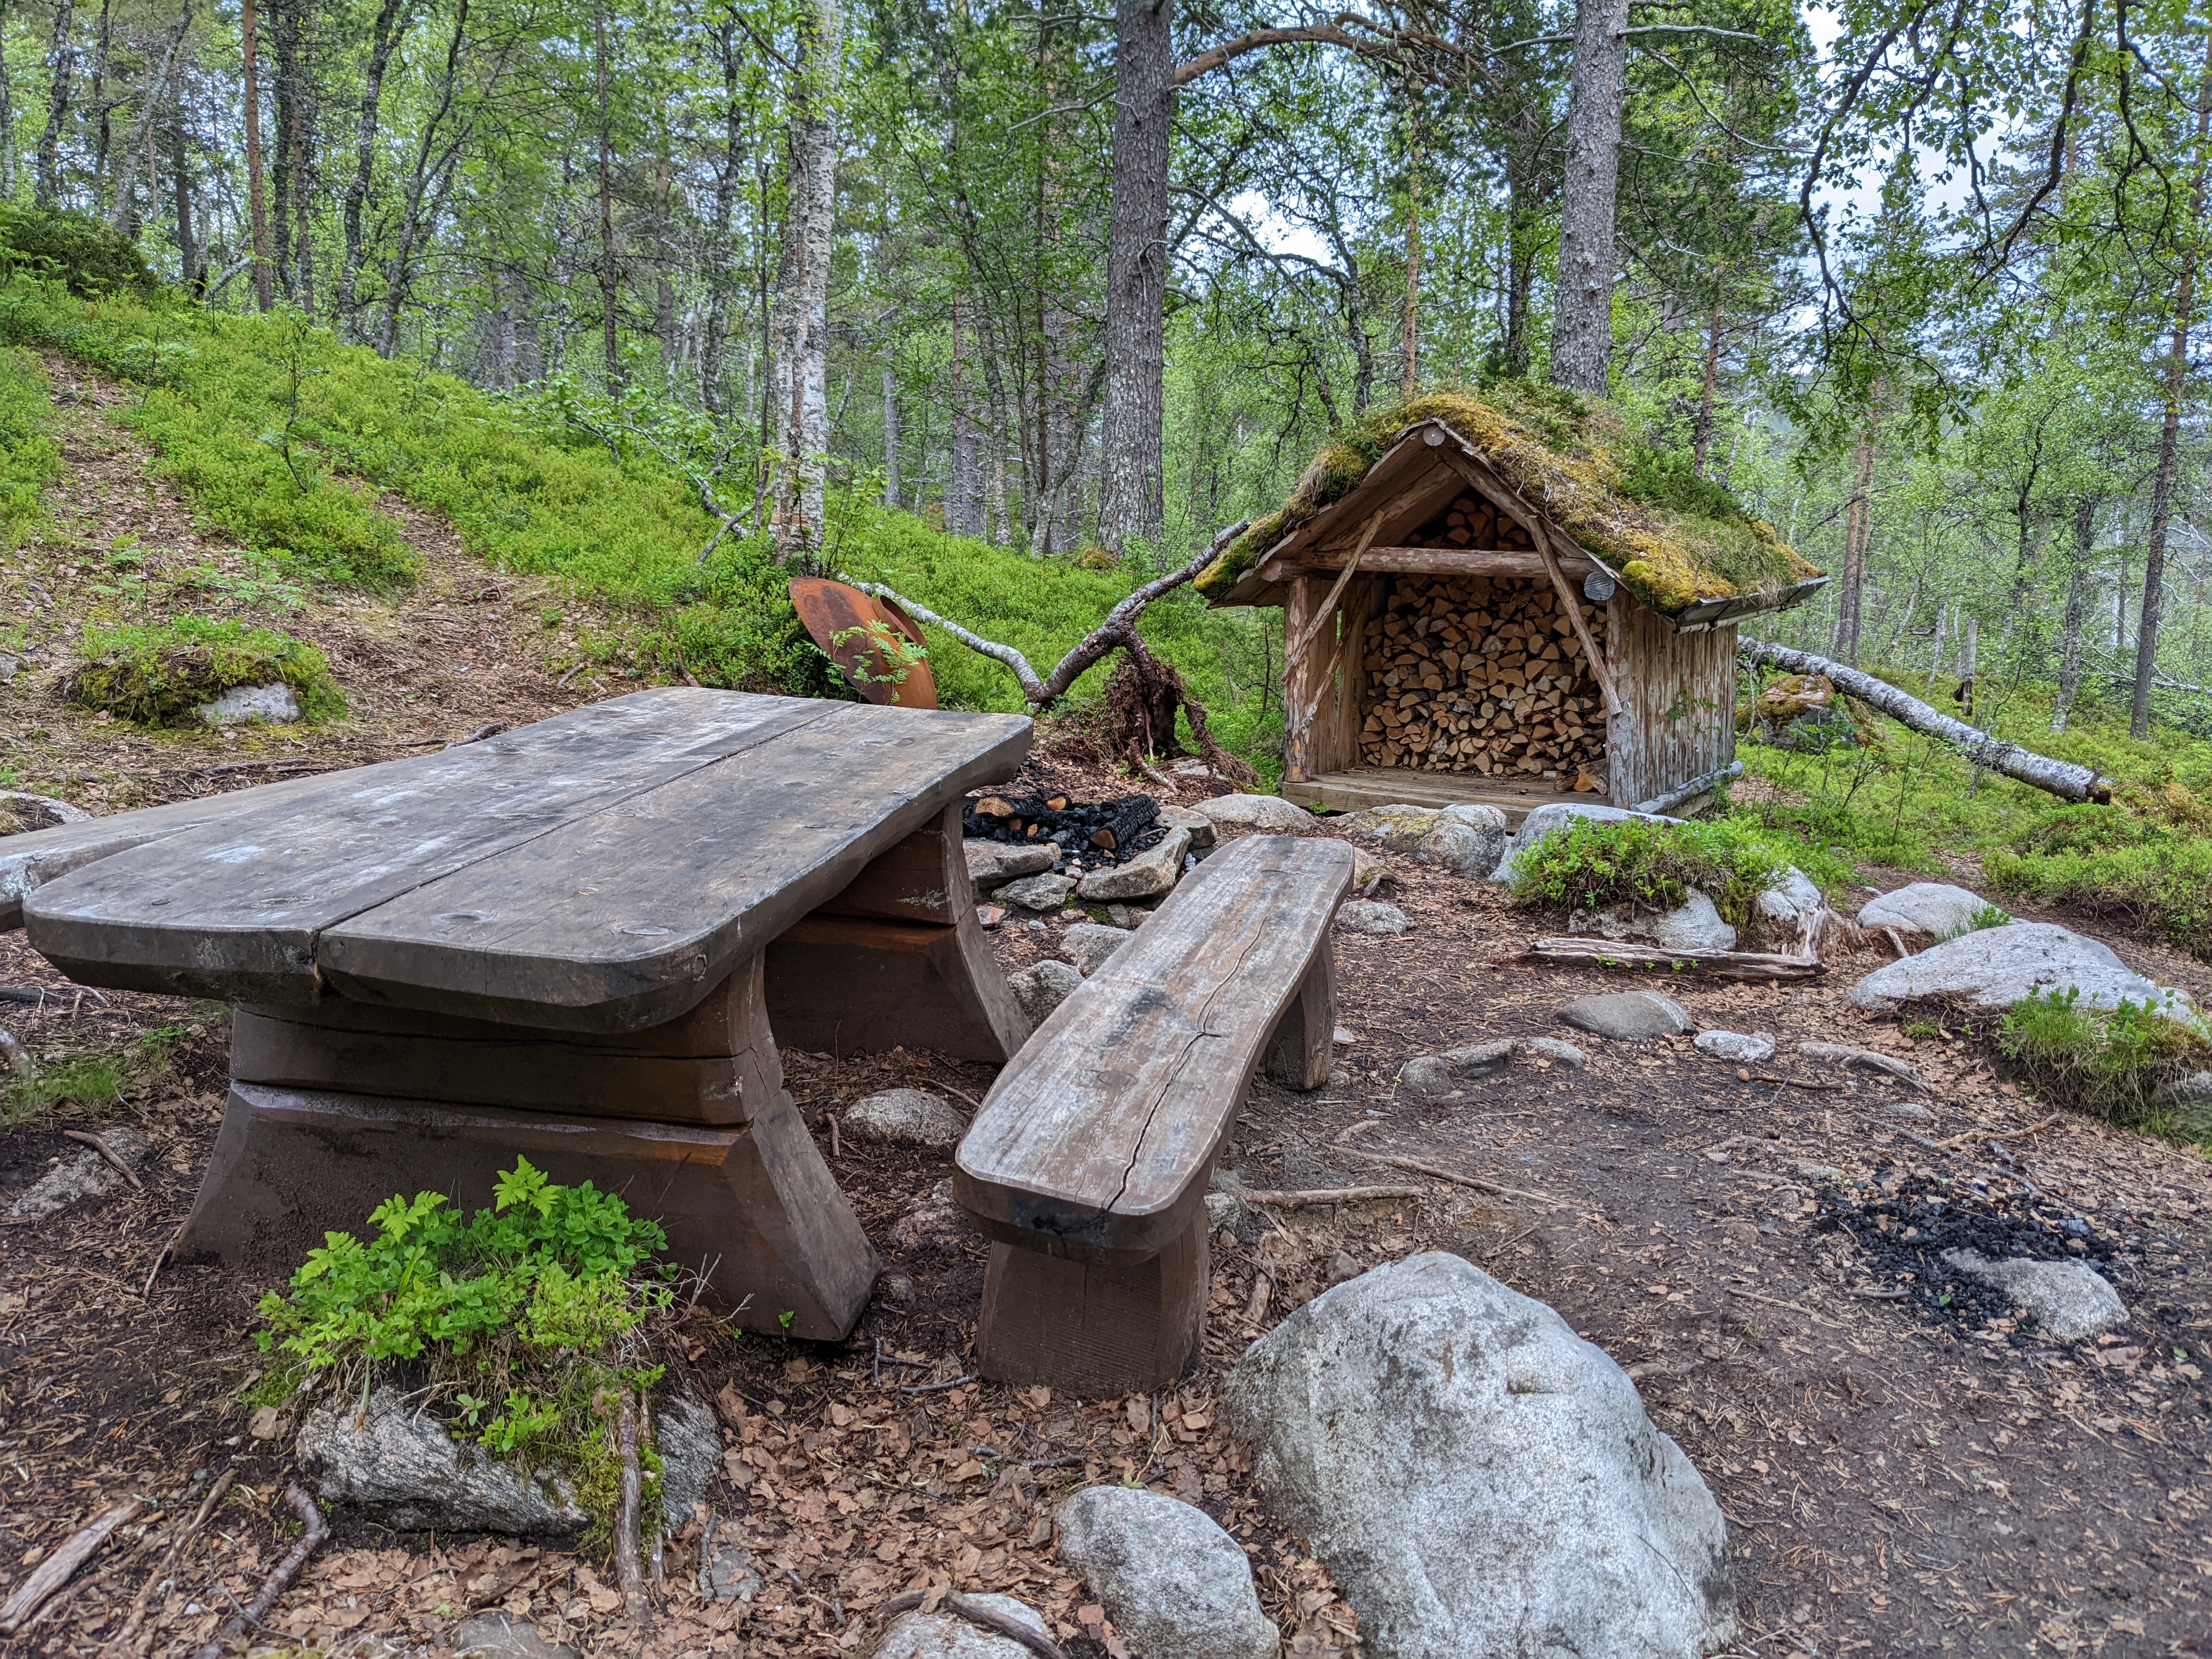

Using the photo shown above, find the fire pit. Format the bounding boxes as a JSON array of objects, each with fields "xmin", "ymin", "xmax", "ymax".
[{"xmin": 962, "ymin": 791, "xmax": 1164, "ymax": 868}]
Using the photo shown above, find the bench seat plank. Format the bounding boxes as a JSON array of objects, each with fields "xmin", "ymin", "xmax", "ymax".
[{"xmin": 955, "ymin": 834, "xmax": 1353, "ymax": 1260}]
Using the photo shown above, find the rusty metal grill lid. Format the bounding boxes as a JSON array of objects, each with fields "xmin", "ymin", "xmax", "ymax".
[{"xmin": 789, "ymin": 577, "xmax": 939, "ymax": 708}]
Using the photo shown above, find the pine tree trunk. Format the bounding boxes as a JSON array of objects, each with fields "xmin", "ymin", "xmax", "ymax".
[
  {"xmin": 2052, "ymin": 496, "xmax": 2095, "ymax": 733},
  {"xmin": 270, "ymin": 0, "xmax": 297, "ymax": 299},
  {"xmin": 770, "ymin": 0, "xmax": 842, "ymax": 566},
  {"xmin": 1401, "ymin": 106, "xmax": 1420, "ymax": 396},
  {"xmin": 1551, "ymin": 0, "xmax": 1628, "ymax": 394},
  {"xmin": 699, "ymin": 17, "xmax": 742, "ymax": 415},
  {"xmin": 242, "ymin": 0, "xmax": 273, "ymax": 311},
  {"xmin": 35, "ymin": 0, "xmax": 74, "ymax": 210},
  {"xmin": 1096, "ymin": 0, "xmax": 1172, "ymax": 551},
  {"xmin": 950, "ymin": 295, "xmax": 981, "ymax": 535},
  {"xmin": 1694, "ymin": 304, "xmax": 1722, "ymax": 475},
  {"xmin": 167, "ymin": 119, "xmax": 195, "ymax": 286},
  {"xmin": 1831, "ymin": 399, "xmax": 1878, "ymax": 666},
  {"xmin": 2130, "ymin": 63, "xmax": 2211, "ymax": 738}
]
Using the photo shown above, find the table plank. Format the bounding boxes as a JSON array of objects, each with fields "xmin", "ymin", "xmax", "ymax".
[
  {"xmin": 21, "ymin": 691, "xmax": 840, "ymax": 1003},
  {"xmin": 955, "ymin": 834, "xmax": 1352, "ymax": 1256},
  {"xmin": 317, "ymin": 702, "xmax": 1031, "ymax": 1029}
]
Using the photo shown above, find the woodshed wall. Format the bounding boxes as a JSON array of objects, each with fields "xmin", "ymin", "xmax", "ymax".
[{"xmin": 1603, "ymin": 601, "xmax": 1738, "ymax": 806}]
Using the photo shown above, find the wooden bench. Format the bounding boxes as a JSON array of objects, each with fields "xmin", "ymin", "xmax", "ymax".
[{"xmin": 952, "ymin": 833, "xmax": 1353, "ymax": 1394}]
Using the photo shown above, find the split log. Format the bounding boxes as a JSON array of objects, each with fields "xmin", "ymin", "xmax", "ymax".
[
  {"xmin": 0, "ymin": 1500, "xmax": 139, "ymax": 1632},
  {"xmin": 1630, "ymin": 761, "xmax": 1743, "ymax": 816},
  {"xmin": 1521, "ymin": 938, "xmax": 1826, "ymax": 980},
  {"xmin": 1740, "ymin": 637, "xmax": 2111, "ymax": 803}
]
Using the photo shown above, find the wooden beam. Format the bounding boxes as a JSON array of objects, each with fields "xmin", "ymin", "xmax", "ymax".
[
  {"xmin": 1261, "ymin": 546, "xmax": 1593, "ymax": 581},
  {"xmin": 1527, "ymin": 515, "xmax": 1622, "ymax": 719}
]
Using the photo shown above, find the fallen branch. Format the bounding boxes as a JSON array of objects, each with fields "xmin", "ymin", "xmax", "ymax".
[
  {"xmin": 0, "ymin": 1500, "xmax": 140, "ymax": 1631},
  {"xmin": 1522, "ymin": 938, "xmax": 1826, "ymax": 981},
  {"xmin": 188, "ymin": 1485, "xmax": 325, "ymax": 1659},
  {"xmin": 873, "ymin": 1588, "xmax": 1070, "ymax": 1659},
  {"xmin": 1630, "ymin": 761, "xmax": 1743, "ymax": 816},
  {"xmin": 614, "ymin": 1392, "xmax": 651, "ymax": 1624},
  {"xmin": 1, "ymin": 986, "xmax": 105, "ymax": 1007},
  {"xmin": 841, "ymin": 521, "xmax": 1248, "ymax": 712},
  {"xmin": 1235, "ymin": 1184, "xmax": 1426, "ymax": 1209},
  {"xmin": 1740, "ymin": 637, "xmax": 2110, "ymax": 803},
  {"xmin": 61, "ymin": 1128, "xmax": 141, "ymax": 1188},
  {"xmin": 116, "ymin": 1470, "xmax": 234, "ymax": 1648},
  {"xmin": 1346, "ymin": 1149, "xmax": 1555, "ymax": 1204},
  {"xmin": 143, "ymin": 1214, "xmax": 190, "ymax": 1297}
]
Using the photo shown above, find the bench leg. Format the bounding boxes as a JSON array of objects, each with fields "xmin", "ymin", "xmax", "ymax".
[
  {"xmin": 975, "ymin": 1211, "xmax": 1208, "ymax": 1395},
  {"xmin": 1262, "ymin": 947, "xmax": 1335, "ymax": 1091}
]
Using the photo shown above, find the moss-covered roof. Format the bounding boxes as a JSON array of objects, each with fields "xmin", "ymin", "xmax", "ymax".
[{"xmin": 1194, "ymin": 384, "xmax": 1824, "ymax": 615}]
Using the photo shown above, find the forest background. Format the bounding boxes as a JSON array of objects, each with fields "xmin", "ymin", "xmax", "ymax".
[{"xmin": 0, "ymin": 0, "xmax": 2209, "ymax": 847}]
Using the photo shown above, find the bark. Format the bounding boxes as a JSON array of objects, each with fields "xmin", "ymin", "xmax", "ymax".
[
  {"xmin": 1500, "ymin": 160, "xmax": 1539, "ymax": 376},
  {"xmin": 242, "ymin": 0, "xmax": 273, "ymax": 311},
  {"xmin": 1831, "ymin": 399, "xmax": 1878, "ymax": 665},
  {"xmin": 0, "ymin": 0, "xmax": 15, "ymax": 199},
  {"xmin": 270, "ymin": 0, "xmax": 297, "ymax": 297},
  {"xmin": 374, "ymin": 0, "xmax": 475, "ymax": 356},
  {"xmin": 2052, "ymin": 496, "xmax": 2096, "ymax": 733},
  {"xmin": 769, "ymin": 0, "xmax": 842, "ymax": 566},
  {"xmin": 108, "ymin": 0, "xmax": 194, "ymax": 235},
  {"xmin": 949, "ymin": 294, "xmax": 981, "ymax": 535},
  {"xmin": 881, "ymin": 363, "xmax": 899, "ymax": 507},
  {"xmin": 1693, "ymin": 304, "xmax": 1721, "ymax": 474},
  {"xmin": 87, "ymin": 0, "xmax": 108, "ymax": 192},
  {"xmin": 2129, "ymin": 64, "xmax": 2211, "ymax": 740},
  {"xmin": 1741, "ymin": 636, "xmax": 2110, "ymax": 803},
  {"xmin": 594, "ymin": 0, "xmax": 619, "ymax": 386},
  {"xmin": 1095, "ymin": 0, "xmax": 1172, "ymax": 551},
  {"xmin": 1551, "ymin": 0, "xmax": 1629, "ymax": 394},
  {"xmin": 699, "ymin": 12, "xmax": 743, "ymax": 415},
  {"xmin": 35, "ymin": 0, "xmax": 74, "ymax": 210},
  {"xmin": 1402, "ymin": 106, "xmax": 1420, "ymax": 396},
  {"xmin": 166, "ymin": 118, "xmax": 195, "ymax": 287},
  {"xmin": 336, "ymin": 0, "xmax": 410, "ymax": 343}
]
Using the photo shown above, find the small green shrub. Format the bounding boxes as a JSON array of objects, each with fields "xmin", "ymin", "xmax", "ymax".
[
  {"xmin": 0, "ymin": 206, "xmax": 156, "ymax": 298},
  {"xmin": 0, "ymin": 348, "xmax": 58, "ymax": 546},
  {"xmin": 1985, "ymin": 805, "xmax": 2212, "ymax": 960},
  {"xmin": 1940, "ymin": 903, "xmax": 2013, "ymax": 941},
  {"xmin": 256, "ymin": 1158, "xmax": 672, "ymax": 1537},
  {"xmin": 1996, "ymin": 988, "xmax": 2210, "ymax": 1122},
  {"xmin": 1508, "ymin": 813, "xmax": 1848, "ymax": 934},
  {"xmin": 1, "ymin": 1026, "xmax": 179, "ymax": 1124},
  {"xmin": 65, "ymin": 617, "xmax": 346, "ymax": 726}
]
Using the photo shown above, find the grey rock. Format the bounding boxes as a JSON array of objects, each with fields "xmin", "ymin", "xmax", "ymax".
[
  {"xmin": 843, "ymin": 1088, "xmax": 967, "ymax": 1148},
  {"xmin": 1078, "ymin": 827, "xmax": 1190, "ymax": 901},
  {"xmin": 1204, "ymin": 1191, "xmax": 1245, "ymax": 1234},
  {"xmin": 0, "ymin": 790, "xmax": 89, "ymax": 836},
  {"xmin": 1858, "ymin": 882, "xmax": 1999, "ymax": 940},
  {"xmin": 700, "ymin": 1527, "xmax": 761, "ymax": 1602},
  {"xmin": 1223, "ymin": 1252, "xmax": 1735, "ymax": 1659},
  {"xmin": 453, "ymin": 1613, "xmax": 579, "ymax": 1659},
  {"xmin": 1568, "ymin": 891, "xmax": 1737, "ymax": 953},
  {"xmin": 1558, "ymin": 991, "xmax": 1694, "ymax": 1041},
  {"xmin": 875, "ymin": 1594, "xmax": 1054, "ymax": 1659},
  {"xmin": 1398, "ymin": 1055, "xmax": 1458, "ymax": 1098},
  {"xmin": 1694, "ymin": 1030, "xmax": 1775, "ymax": 1064},
  {"xmin": 996, "ymin": 872, "xmax": 1077, "ymax": 911},
  {"xmin": 656, "ymin": 1394, "xmax": 721, "ymax": 1528},
  {"xmin": 1797, "ymin": 1042, "xmax": 1931, "ymax": 1091},
  {"xmin": 1007, "ymin": 959, "xmax": 1083, "ymax": 1025},
  {"xmin": 1521, "ymin": 1036, "xmax": 1587, "ymax": 1068},
  {"xmin": 1440, "ymin": 1040, "xmax": 1515, "ymax": 1078},
  {"xmin": 7, "ymin": 1127, "xmax": 150, "ymax": 1221},
  {"xmin": 1336, "ymin": 900, "xmax": 1409, "ymax": 935},
  {"xmin": 1755, "ymin": 866, "xmax": 1822, "ymax": 926},
  {"xmin": 1344, "ymin": 803, "xmax": 1508, "ymax": 879},
  {"xmin": 1417, "ymin": 819, "xmax": 1508, "ymax": 879},
  {"xmin": 1942, "ymin": 1249, "xmax": 2125, "ymax": 1340},
  {"xmin": 198, "ymin": 682, "xmax": 301, "ymax": 727},
  {"xmin": 1849, "ymin": 922, "xmax": 2194, "ymax": 1018},
  {"xmin": 297, "ymin": 1387, "xmax": 588, "ymax": 1538},
  {"xmin": 1793, "ymin": 1160, "xmax": 1844, "ymax": 1183},
  {"xmin": 964, "ymin": 840, "xmax": 1055, "ymax": 888},
  {"xmin": 1489, "ymin": 802, "xmax": 1683, "ymax": 884},
  {"xmin": 1056, "ymin": 1486, "xmax": 1279, "ymax": 1659},
  {"xmin": 2154, "ymin": 1070, "xmax": 2212, "ymax": 1109},
  {"xmin": 1062, "ymin": 922, "xmax": 1134, "ymax": 975},
  {"xmin": 1194, "ymin": 793, "xmax": 1312, "ymax": 832},
  {"xmin": 889, "ymin": 1181, "xmax": 969, "ymax": 1251},
  {"xmin": 1350, "ymin": 846, "xmax": 1390, "ymax": 890},
  {"xmin": 1158, "ymin": 803, "xmax": 1217, "ymax": 849}
]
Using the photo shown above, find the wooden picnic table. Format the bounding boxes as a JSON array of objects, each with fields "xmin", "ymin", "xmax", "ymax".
[{"xmin": 1, "ymin": 689, "xmax": 1032, "ymax": 1339}]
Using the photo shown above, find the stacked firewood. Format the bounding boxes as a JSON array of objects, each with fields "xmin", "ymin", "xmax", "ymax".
[
  {"xmin": 1410, "ymin": 492, "xmax": 1537, "ymax": 550},
  {"xmin": 1358, "ymin": 574, "xmax": 1609, "ymax": 790}
]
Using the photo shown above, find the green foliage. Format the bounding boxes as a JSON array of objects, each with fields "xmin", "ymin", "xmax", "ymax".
[
  {"xmin": 0, "ymin": 206, "xmax": 156, "ymax": 298},
  {"xmin": 1985, "ymin": 804, "xmax": 2212, "ymax": 961},
  {"xmin": 0, "ymin": 1026, "xmax": 179, "ymax": 1125},
  {"xmin": 65, "ymin": 617, "xmax": 346, "ymax": 727},
  {"xmin": 1506, "ymin": 812, "xmax": 1850, "ymax": 934},
  {"xmin": 1996, "ymin": 989, "xmax": 2210, "ymax": 1124},
  {"xmin": 0, "ymin": 347, "xmax": 59, "ymax": 546}
]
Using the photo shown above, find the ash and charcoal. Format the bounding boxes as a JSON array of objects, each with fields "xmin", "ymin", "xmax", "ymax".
[
  {"xmin": 1814, "ymin": 1166, "xmax": 2127, "ymax": 1341},
  {"xmin": 962, "ymin": 791, "xmax": 1166, "ymax": 867}
]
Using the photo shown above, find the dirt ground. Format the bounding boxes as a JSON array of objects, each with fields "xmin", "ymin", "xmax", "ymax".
[{"xmin": 1, "ymin": 392, "xmax": 2210, "ymax": 1659}]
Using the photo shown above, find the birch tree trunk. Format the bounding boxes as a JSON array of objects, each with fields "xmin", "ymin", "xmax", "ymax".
[
  {"xmin": 770, "ymin": 0, "xmax": 842, "ymax": 567},
  {"xmin": 1095, "ymin": 0, "xmax": 1172, "ymax": 551},
  {"xmin": 949, "ymin": 295, "xmax": 981, "ymax": 536},
  {"xmin": 881, "ymin": 364, "xmax": 900, "ymax": 507},
  {"xmin": 242, "ymin": 0, "xmax": 273, "ymax": 311},
  {"xmin": 1831, "ymin": 402, "xmax": 1877, "ymax": 665},
  {"xmin": 1551, "ymin": 0, "xmax": 1628, "ymax": 394},
  {"xmin": 336, "ymin": 0, "xmax": 409, "ymax": 343},
  {"xmin": 107, "ymin": 0, "xmax": 193, "ymax": 234},
  {"xmin": 593, "ymin": 0, "xmax": 619, "ymax": 386},
  {"xmin": 0, "ymin": 1, "xmax": 16, "ymax": 200},
  {"xmin": 35, "ymin": 0, "xmax": 74, "ymax": 209},
  {"xmin": 2052, "ymin": 496, "xmax": 2095, "ymax": 733}
]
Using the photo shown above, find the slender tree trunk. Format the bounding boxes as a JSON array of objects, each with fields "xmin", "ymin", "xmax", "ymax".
[
  {"xmin": 242, "ymin": 0, "xmax": 273, "ymax": 311},
  {"xmin": 1096, "ymin": 0, "xmax": 1172, "ymax": 550},
  {"xmin": 87, "ymin": 0, "xmax": 109, "ymax": 197},
  {"xmin": 1551, "ymin": 0, "xmax": 1629, "ymax": 394},
  {"xmin": 2052, "ymin": 495, "xmax": 2095, "ymax": 733},
  {"xmin": 594, "ymin": 0, "xmax": 619, "ymax": 386},
  {"xmin": 881, "ymin": 363, "xmax": 899, "ymax": 507},
  {"xmin": 1831, "ymin": 398, "xmax": 1878, "ymax": 667},
  {"xmin": 699, "ymin": 18, "xmax": 742, "ymax": 414},
  {"xmin": 270, "ymin": 0, "xmax": 296, "ymax": 298},
  {"xmin": 35, "ymin": 0, "xmax": 75, "ymax": 208},
  {"xmin": 0, "ymin": 2, "xmax": 18, "ymax": 200},
  {"xmin": 2130, "ymin": 64, "xmax": 2212, "ymax": 738},
  {"xmin": 769, "ymin": 0, "xmax": 842, "ymax": 565},
  {"xmin": 336, "ymin": 0, "xmax": 408, "ymax": 342},
  {"xmin": 1401, "ymin": 103, "xmax": 1420, "ymax": 396},
  {"xmin": 1694, "ymin": 304, "xmax": 1722, "ymax": 475},
  {"xmin": 109, "ymin": 0, "xmax": 194, "ymax": 235},
  {"xmin": 167, "ymin": 119, "xmax": 196, "ymax": 286},
  {"xmin": 949, "ymin": 294, "xmax": 981, "ymax": 535},
  {"xmin": 290, "ymin": 16, "xmax": 316, "ymax": 312}
]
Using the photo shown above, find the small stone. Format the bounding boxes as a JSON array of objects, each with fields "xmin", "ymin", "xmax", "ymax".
[
  {"xmin": 1333, "ymin": 1026, "xmax": 1360, "ymax": 1045},
  {"xmin": 1756, "ymin": 866, "xmax": 1823, "ymax": 926},
  {"xmin": 1558, "ymin": 991, "xmax": 1694, "ymax": 1041},
  {"xmin": 1157, "ymin": 803, "xmax": 1216, "ymax": 849},
  {"xmin": 1398, "ymin": 1055, "xmax": 1457, "ymax": 1098},
  {"xmin": 1571, "ymin": 891, "xmax": 1737, "ymax": 952},
  {"xmin": 1204, "ymin": 1192, "xmax": 1245, "ymax": 1235},
  {"xmin": 1055, "ymin": 1487, "xmax": 1279, "ymax": 1659},
  {"xmin": 5, "ymin": 1126, "xmax": 150, "ymax": 1221},
  {"xmin": 1007, "ymin": 959, "xmax": 1082, "ymax": 1025},
  {"xmin": 1194, "ymin": 793, "xmax": 1312, "ymax": 831},
  {"xmin": 882, "ymin": 1274, "xmax": 915, "ymax": 1304},
  {"xmin": 2154, "ymin": 1070, "xmax": 2212, "ymax": 1109},
  {"xmin": 1336, "ymin": 899, "xmax": 1409, "ymax": 935},
  {"xmin": 995, "ymin": 871, "xmax": 1077, "ymax": 911},
  {"xmin": 843, "ymin": 1088, "xmax": 967, "ymax": 1148},
  {"xmin": 1857, "ymin": 882, "xmax": 1999, "ymax": 940},
  {"xmin": 198, "ymin": 682, "xmax": 301, "ymax": 727},
  {"xmin": 1440, "ymin": 1039, "xmax": 1515, "ymax": 1077},
  {"xmin": 453, "ymin": 1612, "xmax": 580, "ymax": 1659},
  {"xmin": 1062, "ymin": 922, "xmax": 1133, "ymax": 976},
  {"xmin": 0, "ymin": 790, "xmax": 89, "ymax": 835},
  {"xmin": 1351, "ymin": 846, "xmax": 1390, "ymax": 890},
  {"xmin": 1878, "ymin": 1098, "xmax": 1935, "ymax": 1121},
  {"xmin": 1694, "ymin": 1030, "xmax": 1776, "ymax": 1064},
  {"xmin": 1328, "ymin": 1250, "xmax": 1363, "ymax": 1285},
  {"xmin": 877, "ymin": 1593, "xmax": 1054, "ymax": 1659},
  {"xmin": 1104, "ymin": 903, "xmax": 1140, "ymax": 929},
  {"xmin": 889, "ymin": 1180, "xmax": 969, "ymax": 1250},
  {"xmin": 1794, "ymin": 1160, "xmax": 1844, "ymax": 1183},
  {"xmin": 963, "ymin": 839, "xmax": 1056, "ymax": 888},
  {"xmin": 1077, "ymin": 827, "xmax": 1190, "ymax": 901},
  {"xmin": 1797, "ymin": 1042, "xmax": 1930, "ymax": 1091},
  {"xmin": 1942, "ymin": 1249, "xmax": 2125, "ymax": 1340},
  {"xmin": 699, "ymin": 1528, "xmax": 761, "ymax": 1602},
  {"xmin": 974, "ymin": 905, "xmax": 1007, "ymax": 929},
  {"xmin": 1520, "ymin": 1036, "xmax": 1587, "ymax": 1068}
]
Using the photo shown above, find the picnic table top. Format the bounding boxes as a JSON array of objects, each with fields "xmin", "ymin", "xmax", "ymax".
[{"xmin": 4, "ymin": 690, "xmax": 1031, "ymax": 1032}]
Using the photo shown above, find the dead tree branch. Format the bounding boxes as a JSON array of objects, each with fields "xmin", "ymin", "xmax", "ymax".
[{"xmin": 187, "ymin": 1486, "xmax": 325, "ymax": 1659}]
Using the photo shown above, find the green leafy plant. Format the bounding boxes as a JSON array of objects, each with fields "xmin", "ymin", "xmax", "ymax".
[
  {"xmin": 1508, "ymin": 813, "xmax": 1848, "ymax": 934},
  {"xmin": 65, "ymin": 617, "xmax": 346, "ymax": 726},
  {"xmin": 1996, "ymin": 988, "xmax": 2210, "ymax": 1123},
  {"xmin": 1, "ymin": 1025, "xmax": 182, "ymax": 1125},
  {"xmin": 1939, "ymin": 903, "xmax": 2012, "ymax": 941},
  {"xmin": 827, "ymin": 619, "xmax": 927, "ymax": 690}
]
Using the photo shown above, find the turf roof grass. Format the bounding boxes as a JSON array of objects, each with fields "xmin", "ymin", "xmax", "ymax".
[{"xmin": 1195, "ymin": 383, "xmax": 1822, "ymax": 615}]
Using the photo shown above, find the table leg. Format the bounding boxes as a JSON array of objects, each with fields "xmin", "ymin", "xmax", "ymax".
[
  {"xmin": 974, "ymin": 1211, "xmax": 1209, "ymax": 1395},
  {"xmin": 1262, "ymin": 948, "xmax": 1336, "ymax": 1091}
]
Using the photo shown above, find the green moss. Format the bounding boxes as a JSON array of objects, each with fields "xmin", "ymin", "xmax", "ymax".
[
  {"xmin": 1508, "ymin": 812, "xmax": 1852, "ymax": 936},
  {"xmin": 1195, "ymin": 383, "xmax": 1824, "ymax": 613},
  {"xmin": 65, "ymin": 617, "xmax": 346, "ymax": 727},
  {"xmin": 0, "ymin": 206, "xmax": 156, "ymax": 298},
  {"xmin": 1996, "ymin": 988, "xmax": 2210, "ymax": 1124}
]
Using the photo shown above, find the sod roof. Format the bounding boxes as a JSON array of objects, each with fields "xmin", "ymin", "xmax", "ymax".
[{"xmin": 1194, "ymin": 384, "xmax": 1824, "ymax": 617}]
